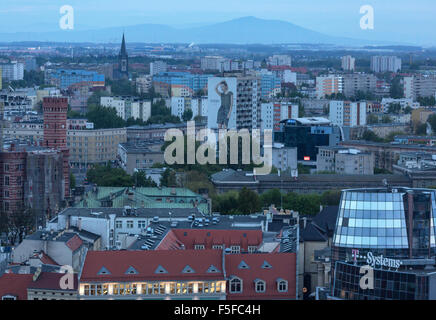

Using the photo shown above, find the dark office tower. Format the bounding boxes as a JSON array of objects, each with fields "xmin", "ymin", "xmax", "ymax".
[
  {"xmin": 118, "ymin": 33, "xmax": 129, "ymax": 79},
  {"xmin": 43, "ymin": 97, "xmax": 70, "ymax": 198}
]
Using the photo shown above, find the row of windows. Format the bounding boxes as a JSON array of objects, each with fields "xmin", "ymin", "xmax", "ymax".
[
  {"xmin": 229, "ymin": 278, "xmax": 288, "ymax": 294},
  {"xmin": 82, "ymin": 281, "xmax": 224, "ymax": 296},
  {"xmin": 341, "ymin": 200, "xmax": 404, "ymax": 211},
  {"xmin": 334, "ymin": 235, "xmax": 408, "ymax": 247},
  {"xmin": 338, "ymin": 217, "xmax": 406, "ymax": 228},
  {"xmin": 340, "ymin": 209, "xmax": 405, "ymax": 219},
  {"xmin": 336, "ymin": 226, "xmax": 407, "ymax": 237}
]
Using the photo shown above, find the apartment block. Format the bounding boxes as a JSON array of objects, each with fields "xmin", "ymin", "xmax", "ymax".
[
  {"xmin": 316, "ymin": 75, "xmax": 343, "ymax": 99},
  {"xmin": 316, "ymin": 146, "xmax": 374, "ymax": 174},
  {"xmin": 370, "ymin": 56, "xmax": 401, "ymax": 73},
  {"xmin": 329, "ymin": 100, "xmax": 366, "ymax": 127},
  {"xmin": 100, "ymin": 96, "xmax": 151, "ymax": 122},
  {"xmin": 67, "ymin": 127, "xmax": 127, "ymax": 168}
]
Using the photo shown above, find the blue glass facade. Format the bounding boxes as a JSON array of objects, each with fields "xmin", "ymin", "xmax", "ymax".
[
  {"xmin": 49, "ymin": 69, "xmax": 105, "ymax": 90},
  {"xmin": 153, "ymin": 72, "xmax": 211, "ymax": 93},
  {"xmin": 331, "ymin": 188, "xmax": 436, "ymax": 300}
]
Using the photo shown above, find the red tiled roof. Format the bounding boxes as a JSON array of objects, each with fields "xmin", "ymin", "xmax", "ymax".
[
  {"xmin": 28, "ymin": 272, "xmax": 78, "ymax": 291},
  {"xmin": 31, "ymin": 251, "xmax": 59, "ymax": 266},
  {"xmin": 66, "ymin": 234, "xmax": 84, "ymax": 252},
  {"xmin": 0, "ymin": 273, "xmax": 33, "ymax": 300},
  {"xmin": 80, "ymin": 250, "xmax": 225, "ymax": 283},
  {"xmin": 154, "ymin": 230, "xmax": 185, "ymax": 250},
  {"xmin": 225, "ymin": 253, "xmax": 296, "ymax": 300},
  {"xmin": 169, "ymin": 229, "xmax": 262, "ymax": 251}
]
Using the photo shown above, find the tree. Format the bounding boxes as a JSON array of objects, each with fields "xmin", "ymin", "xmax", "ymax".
[
  {"xmin": 260, "ymin": 189, "xmax": 283, "ymax": 208},
  {"xmin": 387, "ymin": 103, "xmax": 402, "ymax": 114},
  {"xmin": 321, "ymin": 190, "xmax": 342, "ymax": 206},
  {"xmin": 87, "ymin": 165, "xmax": 134, "ymax": 187},
  {"xmin": 87, "ymin": 90, "xmax": 110, "ymax": 105},
  {"xmin": 70, "ymin": 172, "xmax": 76, "ymax": 190},
  {"xmin": 381, "ymin": 115, "xmax": 393, "ymax": 123},
  {"xmin": 428, "ymin": 114, "xmax": 436, "ymax": 133},
  {"xmin": 132, "ymin": 171, "xmax": 157, "ymax": 187},
  {"xmin": 86, "ymin": 105, "xmax": 126, "ymax": 129},
  {"xmin": 106, "ymin": 79, "xmax": 137, "ymax": 96},
  {"xmin": 182, "ymin": 109, "xmax": 193, "ymax": 122},
  {"xmin": 389, "ymin": 76, "xmax": 404, "ymax": 99},
  {"xmin": 147, "ymin": 99, "xmax": 181, "ymax": 124},
  {"xmin": 367, "ymin": 114, "xmax": 379, "ymax": 124},
  {"xmin": 160, "ymin": 168, "xmax": 177, "ymax": 187},
  {"xmin": 415, "ymin": 123, "xmax": 427, "ymax": 135},
  {"xmin": 417, "ymin": 96, "xmax": 436, "ymax": 107},
  {"xmin": 361, "ymin": 130, "xmax": 383, "ymax": 142},
  {"xmin": 237, "ymin": 187, "xmax": 261, "ymax": 214}
]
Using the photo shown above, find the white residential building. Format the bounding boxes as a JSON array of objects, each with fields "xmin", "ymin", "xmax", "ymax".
[
  {"xmin": 150, "ymin": 61, "xmax": 167, "ymax": 76},
  {"xmin": 268, "ymin": 55, "xmax": 292, "ymax": 67},
  {"xmin": 329, "ymin": 100, "xmax": 366, "ymax": 127},
  {"xmin": 0, "ymin": 61, "xmax": 24, "ymax": 81},
  {"xmin": 341, "ymin": 56, "xmax": 356, "ymax": 71},
  {"xmin": 100, "ymin": 96, "xmax": 151, "ymax": 122},
  {"xmin": 370, "ymin": 56, "xmax": 402, "ymax": 73}
]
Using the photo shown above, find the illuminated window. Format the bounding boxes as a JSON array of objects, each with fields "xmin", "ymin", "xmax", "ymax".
[
  {"xmin": 113, "ymin": 284, "xmax": 119, "ymax": 295},
  {"xmin": 169, "ymin": 283, "xmax": 176, "ymax": 294},
  {"xmin": 84, "ymin": 285, "xmax": 90, "ymax": 295},
  {"xmin": 215, "ymin": 282, "xmax": 222, "ymax": 293},
  {"xmin": 187, "ymin": 283, "xmax": 194, "ymax": 294},
  {"xmin": 159, "ymin": 283, "xmax": 165, "ymax": 295},
  {"xmin": 102, "ymin": 285, "xmax": 108, "ymax": 295}
]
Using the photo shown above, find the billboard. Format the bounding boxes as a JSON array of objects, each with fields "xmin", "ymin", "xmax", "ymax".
[{"xmin": 207, "ymin": 77, "xmax": 237, "ymax": 129}]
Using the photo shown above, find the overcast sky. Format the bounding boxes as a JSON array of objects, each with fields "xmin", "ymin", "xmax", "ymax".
[{"xmin": 1, "ymin": 0, "xmax": 435, "ymax": 45}]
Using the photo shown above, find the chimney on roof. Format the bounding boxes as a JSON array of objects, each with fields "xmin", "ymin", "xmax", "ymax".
[{"xmin": 33, "ymin": 267, "xmax": 42, "ymax": 282}]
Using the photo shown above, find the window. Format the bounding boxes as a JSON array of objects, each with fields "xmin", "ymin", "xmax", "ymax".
[
  {"xmin": 277, "ymin": 280, "xmax": 288, "ymax": 292},
  {"xmin": 127, "ymin": 221, "xmax": 134, "ymax": 229},
  {"xmin": 248, "ymin": 246, "xmax": 257, "ymax": 253},
  {"xmin": 4, "ymin": 176, "xmax": 9, "ymax": 186},
  {"xmin": 212, "ymin": 245, "xmax": 223, "ymax": 250},
  {"xmin": 115, "ymin": 221, "xmax": 122, "ymax": 229},
  {"xmin": 229, "ymin": 277, "xmax": 242, "ymax": 293},
  {"xmin": 4, "ymin": 190, "xmax": 9, "ymax": 198},
  {"xmin": 194, "ymin": 244, "xmax": 205, "ymax": 250},
  {"xmin": 255, "ymin": 280, "xmax": 266, "ymax": 293},
  {"xmin": 4, "ymin": 164, "xmax": 9, "ymax": 172},
  {"xmin": 138, "ymin": 220, "xmax": 146, "ymax": 229},
  {"xmin": 2, "ymin": 295, "xmax": 17, "ymax": 300},
  {"xmin": 231, "ymin": 246, "xmax": 240, "ymax": 254}
]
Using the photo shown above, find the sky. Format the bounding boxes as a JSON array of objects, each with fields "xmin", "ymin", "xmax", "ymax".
[{"xmin": 1, "ymin": 0, "xmax": 435, "ymax": 45}]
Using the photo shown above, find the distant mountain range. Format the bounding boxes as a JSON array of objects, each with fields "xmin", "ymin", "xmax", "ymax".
[{"xmin": 0, "ymin": 16, "xmax": 405, "ymax": 46}]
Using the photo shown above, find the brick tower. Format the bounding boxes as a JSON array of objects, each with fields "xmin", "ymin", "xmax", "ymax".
[{"xmin": 43, "ymin": 97, "xmax": 70, "ymax": 198}]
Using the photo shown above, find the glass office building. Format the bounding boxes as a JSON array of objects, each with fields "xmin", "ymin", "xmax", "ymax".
[
  {"xmin": 274, "ymin": 118, "xmax": 342, "ymax": 161},
  {"xmin": 331, "ymin": 187, "xmax": 436, "ymax": 300}
]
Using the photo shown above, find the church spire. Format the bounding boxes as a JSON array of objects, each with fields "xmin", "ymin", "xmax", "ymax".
[{"xmin": 120, "ymin": 33, "xmax": 127, "ymax": 55}]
